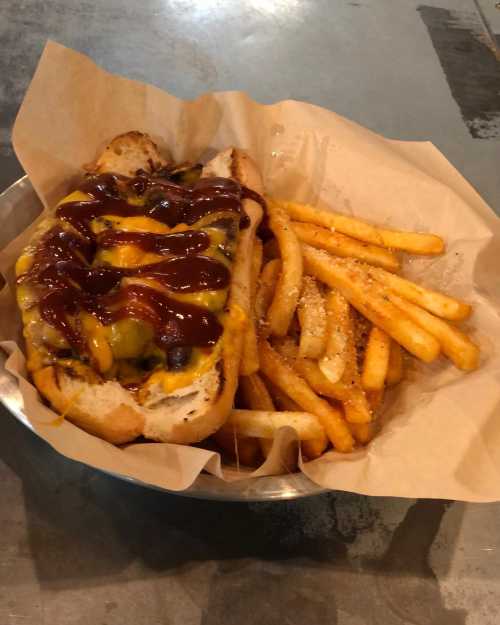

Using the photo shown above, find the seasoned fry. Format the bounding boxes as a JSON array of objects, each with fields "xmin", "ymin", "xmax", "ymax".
[
  {"xmin": 366, "ymin": 265, "xmax": 471, "ymax": 320},
  {"xmin": 387, "ymin": 342, "xmax": 403, "ymax": 386},
  {"xmin": 318, "ymin": 289, "xmax": 350, "ymax": 384},
  {"xmin": 343, "ymin": 399, "xmax": 372, "ymax": 426},
  {"xmin": 240, "ymin": 239, "xmax": 263, "ymax": 375},
  {"xmin": 296, "ymin": 358, "xmax": 371, "ymax": 424},
  {"xmin": 349, "ymin": 421, "xmax": 380, "ymax": 445},
  {"xmin": 239, "ymin": 372, "xmax": 275, "ymax": 456},
  {"xmin": 279, "ymin": 200, "xmax": 383, "ymax": 246},
  {"xmin": 341, "ymin": 332, "xmax": 373, "ymax": 424},
  {"xmin": 292, "ymin": 221, "xmax": 400, "ymax": 272},
  {"xmin": 259, "ymin": 339, "xmax": 354, "ymax": 452},
  {"xmin": 366, "ymin": 389, "xmax": 385, "ymax": 410},
  {"xmin": 302, "ymin": 436, "xmax": 329, "ymax": 460},
  {"xmin": 264, "ymin": 379, "xmax": 301, "ymax": 411},
  {"xmin": 263, "ymin": 379, "xmax": 328, "ymax": 458},
  {"xmin": 361, "ymin": 327, "xmax": 391, "ymax": 391},
  {"xmin": 371, "ymin": 229, "xmax": 444, "ymax": 256},
  {"xmin": 295, "ymin": 358, "xmax": 346, "ymax": 400},
  {"xmin": 279, "ymin": 200, "xmax": 444, "ymax": 254},
  {"xmin": 388, "ymin": 292, "xmax": 480, "ymax": 371},
  {"xmin": 239, "ymin": 373, "xmax": 275, "ymax": 411},
  {"xmin": 255, "ymin": 259, "xmax": 281, "ymax": 324},
  {"xmin": 297, "ymin": 277, "xmax": 328, "ymax": 359},
  {"xmin": 252, "ymin": 239, "xmax": 264, "ymax": 285},
  {"xmin": 240, "ymin": 320, "xmax": 260, "ymax": 375},
  {"xmin": 272, "ymin": 336, "xmax": 299, "ymax": 363},
  {"xmin": 227, "ymin": 192, "xmax": 480, "ymax": 460},
  {"xmin": 223, "ymin": 409, "xmax": 325, "ymax": 441},
  {"xmin": 266, "ymin": 200, "xmax": 303, "ymax": 336},
  {"xmin": 302, "ymin": 245, "xmax": 441, "ymax": 363},
  {"xmin": 214, "ymin": 429, "xmax": 261, "ymax": 467}
]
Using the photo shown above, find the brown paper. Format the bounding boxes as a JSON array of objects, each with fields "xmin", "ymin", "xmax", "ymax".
[{"xmin": 2, "ymin": 40, "xmax": 500, "ymax": 500}]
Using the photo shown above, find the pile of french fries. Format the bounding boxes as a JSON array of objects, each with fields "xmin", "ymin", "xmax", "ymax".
[{"xmin": 215, "ymin": 197, "xmax": 479, "ymax": 466}]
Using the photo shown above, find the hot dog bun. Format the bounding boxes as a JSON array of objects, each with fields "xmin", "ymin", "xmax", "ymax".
[{"xmin": 17, "ymin": 133, "xmax": 263, "ymax": 444}]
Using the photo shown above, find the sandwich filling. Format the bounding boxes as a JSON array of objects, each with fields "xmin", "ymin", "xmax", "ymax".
[{"xmin": 16, "ymin": 165, "xmax": 264, "ymax": 401}]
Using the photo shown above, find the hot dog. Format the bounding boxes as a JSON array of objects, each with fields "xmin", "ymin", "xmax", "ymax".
[{"xmin": 15, "ymin": 132, "xmax": 264, "ymax": 444}]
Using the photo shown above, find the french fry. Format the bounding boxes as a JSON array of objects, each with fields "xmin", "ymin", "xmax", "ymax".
[
  {"xmin": 297, "ymin": 277, "xmax": 328, "ymax": 359},
  {"xmin": 361, "ymin": 327, "xmax": 391, "ymax": 391},
  {"xmin": 387, "ymin": 292, "xmax": 480, "ymax": 371},
  {"xmin": 239, "ymin": 372, "xmax": 275, "ymax": 456},
  {"xmin": 252, "ymin": 238, "xmax": 264, "ymax": 283},
  {"xmin": 296, "ymin": 358, "xmax": 372, "ymax": 424},
  {"xmin": 255, "ymin": 259, "xmax": 281, "ymax": 324},
  {"xmin": 240, "ymin": 239, "xmax": 263, "ymax": 375},
  {"xmin": 239, "ymin": 373, "xmax": 275, "ymax": 411},
  {"xmin": 302, "ymin": 437, "xmax": 329, "ymax": 460},
  {"xmin": 292, "ymin": 221, "xmax": 400, "ymax": 272},
  {"xmin": 366, "ymin": 389, "xmax": 385, "ymax": 410},
  {"xmin": 232, "ymin": 195, "xmax": 481, "ymax": 454},
  {"xmin": 272, "ymin": 336, "xmax": 299, "ymax": 363},
  {"xmin": 279, "ymin": 200, "xmax": 444, "ymax": 254},
  {"xmin": 318, "ymin": 289, "xmax": 350, "ymax": 384},
  {"xmin": 213, "ymin": 429, "xmax": 261, "ymax": 467},
  {"xmin": 343, "ymin": 379, "xmax": 371, "ymax": 423},
  {"xmin": 234, "ymin": 438, "xmax": 261, "ymax": 467},
  {"xmin": 259, "ymin": 339, "xmax": 354, "ymax": 452},
  {"xmin": 240, "ymin": 322, "xmax": 260, "ymax": 376},
  {"xmin": 295, "ymin": 358, "xmax": 347, "ymax": 400},
  {"xmin": 351, "ymin": 339, "xmax": 385, "ymax": 440},
  {"xmin": 302, "ymin": 245, "xmax": 441, "ymax": 363},
  {"xmin": 387, "ymin": 342, "xmax": 403, "ymax": 386},
  {"xmin": 296, "ymin": 306, "xmax": 372, "ymax": 425},
  {"xmin": 341, "ymin": 318, "xmax": 373, "ymax": 424},
  {"xmin": 266, "ymin": 200, "xmax": 303, "ymax": 336},
  {"xmin": 263, "ymin": 379, "xmax": 328, "ymax": 459},
  {"xmin": 222, "ymin": 409, "xmax": 325, "ymax": 441},
  {"xmin": 349, "ymin": 421, "xmax": 380, "ymax": 445},
  {"xmin": 366, "ymin": 265, "xmax": 471, "ymax": 320},
  {"xmin": 264, "ymin": 379, "xmax": 302, "ymax": 412}
]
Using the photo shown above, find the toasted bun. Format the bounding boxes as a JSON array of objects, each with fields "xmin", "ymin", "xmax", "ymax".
[
  {"xmin": 88, "ymin": 131, "xmax": 169, "ymax": 177},
  {"xmin": 28, "ymin": 135, "xmax": 263, "ymax": 445}
]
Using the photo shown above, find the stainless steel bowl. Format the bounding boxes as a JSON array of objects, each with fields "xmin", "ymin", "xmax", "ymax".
[{"xmin": 0, "ymin": 177, "xmax": 325, "ymax": 501}]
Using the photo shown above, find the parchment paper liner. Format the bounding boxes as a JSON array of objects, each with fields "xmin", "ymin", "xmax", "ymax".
[{"xmin": 2, "ymin": 41, "xmax": 500, "ymax": 500}]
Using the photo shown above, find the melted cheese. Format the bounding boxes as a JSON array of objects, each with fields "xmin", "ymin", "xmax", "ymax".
[
  {"xmin": 96, "ymin": 246, "xmax": 164, "ymax": 268},
  {"xmin": 29, "ymin": 185, "xmax": 242, "ymax": 395},
  {"xmin": 91, "ymin": 215, "xmax": 172, "ymax": 235},
  {"xmin": 96, "ymin": 223, "xmax": 232, "ymax": 270},
  {"xmin": 170, "ymin": 289, "xmax": 227, "ymax": 312},
  {"xmin": 15, "ymin": 253, "xmax": 34, "ymax": 277},
  {"xmin": 81, "ymin": 313, "xmax": 113, "ymax": 374},
  {"xmin": 16, "ymin": 283, "xmax": 37, "ymax": 310},
  {"xmin": 58, "ymin": 190, "xmax": 90, "ymax": 204},
  {"xmin": 146, "ymin": 343, "xmax": 222, "ymax": 395},
  {"xmin": 143, "ymin": 304, "xmax": 247, "ymax": 396}
]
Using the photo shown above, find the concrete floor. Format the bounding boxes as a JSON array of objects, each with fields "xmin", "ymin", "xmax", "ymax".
[{"xmin": 1, "ymin": 1, "xmax": 500, "ymax": 623}]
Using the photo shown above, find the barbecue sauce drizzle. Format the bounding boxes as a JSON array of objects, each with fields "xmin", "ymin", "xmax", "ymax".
[{"xmin": 20, "ymin": 171, "xmax": 265, "ymax": 356}]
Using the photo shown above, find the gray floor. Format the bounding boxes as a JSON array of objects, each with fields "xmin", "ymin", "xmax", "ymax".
[{"xmin": 1, "ymin": 1, "xmax": 500, "ymax": 623}]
